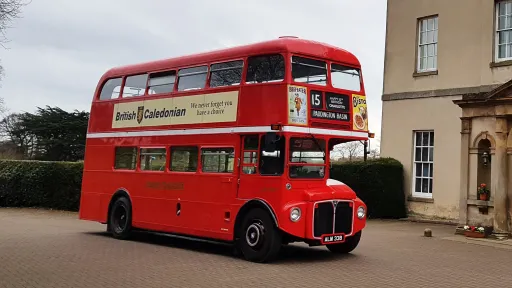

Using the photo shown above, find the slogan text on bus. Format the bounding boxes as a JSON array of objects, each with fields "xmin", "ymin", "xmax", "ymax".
[{"xmin": 111, "ymin": 91, "xmax": 239, "ymax": 128}]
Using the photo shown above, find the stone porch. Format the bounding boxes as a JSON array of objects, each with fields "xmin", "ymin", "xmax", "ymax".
[{"xmin": 453, "ymin": 78, "xmax": 512, "ymax": 237}]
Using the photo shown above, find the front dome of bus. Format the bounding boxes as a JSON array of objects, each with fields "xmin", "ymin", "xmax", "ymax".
[{"xmin": 302, "ymin": 179, "xmax": 358, "ymax": 202}]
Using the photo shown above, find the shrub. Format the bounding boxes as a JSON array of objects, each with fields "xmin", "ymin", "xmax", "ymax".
[
  {"xmin": 330, "ymin": 157, "xmax": 406, "ymax": 219},
  {"xmin": 0, "ymin": 160, "xmax": 83, "ymax": 211}
]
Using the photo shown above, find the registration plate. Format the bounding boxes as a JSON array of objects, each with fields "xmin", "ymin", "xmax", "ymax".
[{"xmin": 321, "ymin": 234, "xmax": 345, "ymax": 244}]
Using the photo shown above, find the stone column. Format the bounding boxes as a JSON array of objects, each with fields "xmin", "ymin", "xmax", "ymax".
[
  {"xmin": 492, "ymin": 117, "xmax": 508, "ymax": 235},
  {"xmin": 458, "ymin": 117, "xmax": 471, "ymax": 225},
  {"xmin": 507, "ymin": 147, "xmax": 512, "ymax": 233}
]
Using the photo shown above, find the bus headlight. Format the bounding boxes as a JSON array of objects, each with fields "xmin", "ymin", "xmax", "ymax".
[
  {"xmin": 357, "ymin": 206, "xmax": 366, "ymax": 219},
  {"xmin": 290, "ymin": 207, "xmax": 301, "ymax": 222}
]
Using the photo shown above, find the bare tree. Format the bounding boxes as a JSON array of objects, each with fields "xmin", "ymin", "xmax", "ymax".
[
  {"xmin": 369, "ymin": 148, "xmax": 380, "ymax": 159},
  {"xmin": 1, "ymin": 0, "xmax": 27, "ymax": 80},
  {"xmin": 369, "ymin": 137, "xmax": 381, "ymax": 159},
  {"xmin": 333, "ymin": 141, "xmax": 363, "ymax": 161},
  {"xmin": 0, "ymin": 96, "xmax": 6, "ymax": 116}
]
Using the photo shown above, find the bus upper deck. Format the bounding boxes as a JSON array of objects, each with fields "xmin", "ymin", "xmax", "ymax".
[{"xmin": 88, "ymin": 36, "xmax": 369, "ymax": 142}]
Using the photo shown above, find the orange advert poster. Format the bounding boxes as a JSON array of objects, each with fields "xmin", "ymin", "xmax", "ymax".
[{"xmin": 352, "ymin": 94, "xmax": 368, "ymax": 131}]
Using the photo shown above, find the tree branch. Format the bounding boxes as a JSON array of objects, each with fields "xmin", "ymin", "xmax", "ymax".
[{"xmin": 0, "ymin": 0, "xmax": 29, "ymax": 82}]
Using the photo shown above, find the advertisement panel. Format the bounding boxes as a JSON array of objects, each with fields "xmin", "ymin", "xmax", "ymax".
[
  {"xmin": 287, "ymin": 85, "xmax": 308, "ymax": 126},
  {"xmin": 111, "ymin": 91, "xmax": 239, "ymax": 128},
  {"xmin": 352, "ymin": 94, "xmax": 368, "ymax": 131}
]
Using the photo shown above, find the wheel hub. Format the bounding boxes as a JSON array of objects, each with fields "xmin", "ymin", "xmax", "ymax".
[
  {"xmin": 245, "ymin": 223, "xmax": 264, "ymax": 247},
  {"xmin": 113, "ymin": 205, "xmax": 127, "ymax": 232}
]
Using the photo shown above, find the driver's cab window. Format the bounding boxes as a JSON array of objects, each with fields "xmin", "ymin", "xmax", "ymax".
[
  {"xmin": 259, "ymin": 135, "xmax": 285, "ymax": 175},
  {"xmin": 242, "ymin": 135, "xmax": 259, "ymax": 174}
]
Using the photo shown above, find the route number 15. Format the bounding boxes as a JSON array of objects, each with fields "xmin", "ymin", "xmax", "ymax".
[{"xmin": 311, "ymin": 91, "xmax": 323, "ymax": 108}]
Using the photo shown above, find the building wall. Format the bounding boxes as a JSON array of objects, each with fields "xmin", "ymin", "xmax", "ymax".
[
  {"xmin": 380, "ymin": 96, "xmax": 461, "ymax": 219},
  {"xmin": 383, "ymin": 0, "xmax": 512, "ymax": 96},
  {"xmin": 381, "ymin": 0, "xmax": 512, "ymax": 220}
]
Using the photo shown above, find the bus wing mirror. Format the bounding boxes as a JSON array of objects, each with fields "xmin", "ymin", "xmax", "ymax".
[{"xmin": 264, "ymin": 132, "xmax": 277, "ymax": 153}]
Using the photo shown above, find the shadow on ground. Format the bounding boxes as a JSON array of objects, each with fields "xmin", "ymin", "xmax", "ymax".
[{"xmin": 84, "ymin": 230, "xmax": 356, "ymax": 264}]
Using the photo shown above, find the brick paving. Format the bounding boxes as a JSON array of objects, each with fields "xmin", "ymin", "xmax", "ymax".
[{"xmin": 1, "ymin": 208, "xmax": 512, "ymax": 288}]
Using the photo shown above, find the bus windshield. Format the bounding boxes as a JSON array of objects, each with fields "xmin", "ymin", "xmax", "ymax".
[{"xmin": 289, "ymin": 137, "xmax": 326, "ymax": 179}]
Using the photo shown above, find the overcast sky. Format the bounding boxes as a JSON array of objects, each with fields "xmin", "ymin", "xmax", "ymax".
[{"xmin": 0, "ymin": 0, "xmax": 387, "ymax": 147}]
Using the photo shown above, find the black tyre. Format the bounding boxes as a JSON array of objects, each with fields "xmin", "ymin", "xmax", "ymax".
[
  {"xmin": 326, "ymin": 231, "xmax": 361, "ymax": 254},
  {"xmin": 237, "ymin": 208, "xmax": 282, "ymax": 263},
  {"xmin": 108, "ymin": 197, "xmax": 132, "ymax": 240}
]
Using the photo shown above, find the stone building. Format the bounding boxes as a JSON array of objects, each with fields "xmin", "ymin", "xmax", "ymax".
[{"xmin": 380, "ymin": 0, "xmax": 512, "ymax": 236}]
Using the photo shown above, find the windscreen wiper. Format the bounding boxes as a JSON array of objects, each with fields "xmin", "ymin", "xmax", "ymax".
[{"xmin": 309, "ymin": 134, "xmax": 325, "ymax": 156}]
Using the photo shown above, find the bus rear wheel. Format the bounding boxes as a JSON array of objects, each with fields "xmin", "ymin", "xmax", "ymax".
[
  {"xmin": 237, "ymin": 208, "xmax": 282, "ymax": 263},
  {"xmin": 108, "ymin": 196, "xmax": 132, "ymax": 240},
  {"xmin": 326, "ymin": 231, "xmax": 361, "ymax": 254}
]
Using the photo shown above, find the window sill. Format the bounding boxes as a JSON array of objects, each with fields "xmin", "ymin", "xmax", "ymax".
[
  {"xmin": 490, "ymin": 60, "xmax": 512, "ymax": 68},
  {"xmin": 413, "ymin": 70, "xmax": 438, "ymax": 78},
  {"xmin": 467, "ymin": 199, "xmax": 494, "ymax": 207},
  {"xmin": 408, "ymin": 195, "xmax": 434, "ymax": 203}
]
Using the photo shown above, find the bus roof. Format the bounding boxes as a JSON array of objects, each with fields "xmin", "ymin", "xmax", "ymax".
[{"xmin": 101, "ymin": 37, "xmax": 361, "ymax": 80}]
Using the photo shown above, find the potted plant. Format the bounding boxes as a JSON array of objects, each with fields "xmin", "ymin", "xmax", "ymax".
[
  {"xmin": 477, "ymin": 183, "xmax": 490, "ymax": 201},
  {"xmin": 463, "ymin": 225, "xmax": 487, "ymax": 238}
]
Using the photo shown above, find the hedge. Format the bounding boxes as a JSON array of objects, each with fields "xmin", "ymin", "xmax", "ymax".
[
  {"xmin": 0, "ymin": 160, "xmax": 83, "ymax": 211},
  {"xmin": 330, "ymin": 157, "xmax": 407, "ymax": 219},
  {"xmin": 0, "ymin": 158, "xmax": 406, "ymax": 219}
]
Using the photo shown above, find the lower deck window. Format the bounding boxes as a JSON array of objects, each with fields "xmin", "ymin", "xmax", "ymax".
[
  {"xmin": 140, "ymin": 148, "xmax": 167, "ymax": 171},
  {"xmin": 170, "ymin": 146, "xmax": 198, "ymax": 172},
  {"xmin": 114, "ymin": 147, "xmax": 137, "ymax": 170},
  {"xmin": 288, "ymin": 137, "xmax": 326, "ymax": 179},
  {"xmin": 259, "ymin": 135, "xmax": 286, "ymax": 176},
  {"xmin": 201, "ymin": 148, "xmax": 235, "ymax": 173}
]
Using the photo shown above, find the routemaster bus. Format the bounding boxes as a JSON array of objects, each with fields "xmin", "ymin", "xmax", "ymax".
[{"xmin": 79, "ymin": 36, "xmax": 370, "ymax": 263}]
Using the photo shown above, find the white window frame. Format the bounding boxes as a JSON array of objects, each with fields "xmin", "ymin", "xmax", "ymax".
[
  {"xmin": 417, "ymin": 16, "xmax": 438, "ymax": 72},
  {"xmin": 495, "ymin": 0, "xmax": 512, "ymax": 62},
  {"xmin": 412, "ymin": 131, "xmax": 434, "ymax": 199}
]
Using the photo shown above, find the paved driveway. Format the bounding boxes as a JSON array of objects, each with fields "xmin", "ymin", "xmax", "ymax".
[{"xmin": 0, "ymin": 208, "xmax": 511, "ymax": 288}]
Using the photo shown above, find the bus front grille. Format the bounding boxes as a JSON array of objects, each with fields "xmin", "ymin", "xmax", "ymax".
[
  {"xmin": 334, "ymin": 202, "xmax": 353, "ymax": 235},
  {"xmin": 313, "ymin": 202, "xmax": 334, "ymax": 238},
  {"xmin": 313, "ymin": 200, "xmax": 353, "ymax": 238}
]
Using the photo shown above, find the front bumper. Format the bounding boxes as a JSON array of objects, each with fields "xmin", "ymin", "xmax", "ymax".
[{"xmin": 280, "ymin": 198, "xmax": 366, "ymax": 244}]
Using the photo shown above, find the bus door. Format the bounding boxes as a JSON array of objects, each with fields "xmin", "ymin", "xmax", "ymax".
[
  {"xmin": 238, "ymin": 134, "xmax": 285, "ymax": 204},
  {"xmin": 238, "ymin": 135, "xmax": 261, "ymax": 198},
  {"xmin": 193, "ymin": 145, "xmax": 238, "ymax": 238}
]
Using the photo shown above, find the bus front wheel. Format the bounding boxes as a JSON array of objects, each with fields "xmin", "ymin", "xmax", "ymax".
[
  {"xmin": 108, "ymin": 196, "xmax": 132, "ymax": 240},
  {"xmin": 237, "ymin": 208, "xmax": 282, "ymax": 263},
  {"xmin": 326, "ymin": 231, "xmax": 361, "ymax": 254}
]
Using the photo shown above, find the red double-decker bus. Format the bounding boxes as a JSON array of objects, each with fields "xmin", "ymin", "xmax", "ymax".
[{"xmin": 79, "ymin": 36, "xmax": 370, "ymax": 263}]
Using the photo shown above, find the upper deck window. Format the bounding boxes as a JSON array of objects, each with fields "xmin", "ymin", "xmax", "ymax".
[
  {"xmin": 148, "ymin": 71, "xmax": 176, "ymax": 95},
  {"xmin": 177, "ymin": 66, "xmax": 208, "ymax": 91},
  {"xmin": 99, "ymin": 77, "xmax": 122, "ymax": 100},
  {"xmin": 245, "ymin": 54, "xmax": 285, "ymax": 84},
  {"xmin": 291, "ymin": 56, "xmax": 327, "ymax": 86},
  {"xmin": 122, "ymin": 74, "xmax": 148, "ymax": 97},
  {"xmin": 330, "ymin": 64, "xmax": 361, "ymax": 92},
  {"xmin": 209, "ymin": 60, "xmax": 244, "ymax": 88}
]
